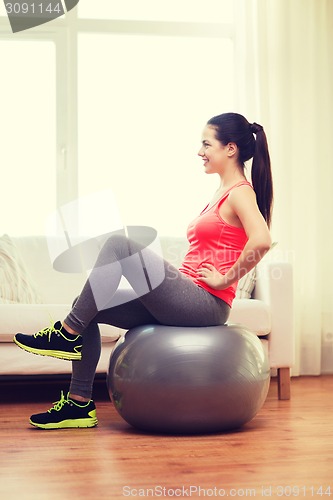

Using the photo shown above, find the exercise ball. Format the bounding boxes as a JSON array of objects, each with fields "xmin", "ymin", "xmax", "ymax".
[{"xmin": 107, "ymin": 324, "xmax": 270, "ymax": 434}]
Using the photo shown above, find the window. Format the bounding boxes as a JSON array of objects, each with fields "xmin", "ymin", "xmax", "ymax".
[
  {"xmin": 78, "ymin": 33, "xmax": 234, "ymax": 235},
  {"xmin": 0, "ymin": 2, "xmax": 236, "ymax": 236},
  {"xmin": 78, "ymin": 0, "xmax": 234, "ymax": 23},
  {"xmin": 0, "ymin": 39, "xmax": 56, "ymax": 235}
]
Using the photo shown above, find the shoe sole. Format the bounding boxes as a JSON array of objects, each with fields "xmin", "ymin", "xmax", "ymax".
[
  {"xmin": 29, "ymin": 417, "xmax": 98, "ymax": 430},
  {"xmin": 13, "ymin": 338, "xmax": 82, "ymax": 361}
]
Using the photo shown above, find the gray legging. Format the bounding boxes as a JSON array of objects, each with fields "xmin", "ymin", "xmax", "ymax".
[{"xmin": 65, "ymin": 234, "xmax": 230, "ymax": 399}]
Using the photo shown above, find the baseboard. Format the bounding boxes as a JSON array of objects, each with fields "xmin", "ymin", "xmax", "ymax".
[{"xmin": 0, "ymin": 373, "xmax": 109, "ymax": 403}]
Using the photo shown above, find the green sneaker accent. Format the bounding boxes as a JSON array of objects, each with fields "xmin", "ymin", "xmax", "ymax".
[
  {"xmin": 29, "ymin": 391, "xmax": 98, "ymax": 430},
  {"xmin": 13, "ymin": 321, "xmax": 82, "ymax": 361},
  {"xmin": 14, "ymin": 341, "xmax": 82, "ymax": 360}
]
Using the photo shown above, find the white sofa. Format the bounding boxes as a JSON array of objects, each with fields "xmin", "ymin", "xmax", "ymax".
[{"xmin": 0, "ymin": 235, "xmax": 294, "ymax": 399}]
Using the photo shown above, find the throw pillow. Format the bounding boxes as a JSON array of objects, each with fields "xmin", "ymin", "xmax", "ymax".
[
  {"xmin": 235, "ymin": 267, "xmax": 256, "ymax": 299},
  {"xmin": 235, "ymin": 242, "xmax": 278, "ymax": 299},
  {"xmin": 0, "ymin": 234, "xmax": 42, "ymax": 303}
]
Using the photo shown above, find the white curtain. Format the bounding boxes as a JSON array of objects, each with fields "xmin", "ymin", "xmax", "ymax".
[{"xmin": 236, "ymin": 0, "xmax": 333, "ymax": 375}]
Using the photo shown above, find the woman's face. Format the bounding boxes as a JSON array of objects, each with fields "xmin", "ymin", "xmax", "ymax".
[{"xmin": 198, "ymin": 126, "xmax": 230, "ymax": 174}]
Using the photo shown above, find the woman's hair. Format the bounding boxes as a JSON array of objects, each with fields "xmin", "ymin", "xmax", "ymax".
[{"xmin": 207, "ymin": 112, "xmax": 273, "ymax": 227}]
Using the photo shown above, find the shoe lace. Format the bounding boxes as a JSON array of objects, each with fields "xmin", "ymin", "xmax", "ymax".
[
  {"xmin": 34, "ymin": 323, "xmax": 62, "ymax": 340},
  {"xmin": 48, "ymin": 391, "xmax": 68, "ymax": 413}
]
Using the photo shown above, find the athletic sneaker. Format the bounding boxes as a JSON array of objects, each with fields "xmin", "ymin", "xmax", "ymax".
[
  {"xmin": 30, "ymin": 391, "xmax": 98, "ymax": 429},
  {"xmin": 13, "ymin": 321, "xmax": 82, "ymax": 361}
]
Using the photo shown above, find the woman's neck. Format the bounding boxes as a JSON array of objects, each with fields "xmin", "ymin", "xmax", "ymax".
[{"xmin": 217, "ymin": 171, "xmax": 247, "ymax": 193}]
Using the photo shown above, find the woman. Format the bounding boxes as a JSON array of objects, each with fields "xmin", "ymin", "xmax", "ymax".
[{"xmin": 14, "ymin": 112, "xmax": 273, "ymax": 429}]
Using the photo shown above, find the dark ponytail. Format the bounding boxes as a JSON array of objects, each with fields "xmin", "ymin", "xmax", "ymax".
[
  {"xmin": 250, "ymin": 123, "xmax": 273, "ymax": 228},
  {"xmin": 207, "ymin": 113, "xmax": 273, "ymax": 227}
]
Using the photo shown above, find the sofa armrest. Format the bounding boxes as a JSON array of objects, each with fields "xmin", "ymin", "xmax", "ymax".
[{"xmin": 253, "ymin": 261, "xmax": 294, "ymax": 369}]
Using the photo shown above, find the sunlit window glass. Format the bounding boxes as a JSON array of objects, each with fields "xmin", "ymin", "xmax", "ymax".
[{"xmin": 0, "ymin": 40, "xmax": 56, "ymax": 235}]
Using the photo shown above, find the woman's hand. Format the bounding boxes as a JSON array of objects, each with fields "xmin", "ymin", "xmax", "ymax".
[{"xmin": 196, "ymin": 263, "xmax": 229, "ymax": 290}]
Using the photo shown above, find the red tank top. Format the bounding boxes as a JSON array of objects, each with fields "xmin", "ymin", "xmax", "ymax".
[{"xmin": 179, "ymin": 181, "xmax": 251, "ymax": 306}]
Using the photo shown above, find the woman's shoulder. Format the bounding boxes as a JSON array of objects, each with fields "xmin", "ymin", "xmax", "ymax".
[
  {"xmin": 231, "ymin": 180, "xmax": 253, "ymax": 190},
  {"xmin": 227, "ymin": 182, "xmax": 256, "ymax": 209},
  {"xmin": 227, "ymin": 181, "xmax": 253, "ymax": 198},
  {"xmin": 229, "ymin": 180, "xmax": 253, "ymax": 193}
]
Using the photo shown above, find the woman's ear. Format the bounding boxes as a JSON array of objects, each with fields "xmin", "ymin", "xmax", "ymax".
[{"xmin": 227, "ymin": 142, "xmax": 238, "ymax": 158}]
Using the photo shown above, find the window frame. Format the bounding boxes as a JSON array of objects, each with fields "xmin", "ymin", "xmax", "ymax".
[{"xmin": 0, "ymin": 8, "xmax": 238, "ymax": 234}]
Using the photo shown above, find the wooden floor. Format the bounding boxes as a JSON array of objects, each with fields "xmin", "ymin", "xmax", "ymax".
[{"xmin": 1, "ymin": 376, "xmax": 332, "ymax": 499}]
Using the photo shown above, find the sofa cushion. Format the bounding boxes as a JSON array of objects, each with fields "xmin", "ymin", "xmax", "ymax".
[
  {"xmin": 0, "ymin": 303, "xmax": 123, "ymax": 342},
  {"xmin": 235, "ymin": 268, "xmax": 256, "ymax": 299},
  {"xmin": 0, "ymin": 234, "xmax": 42, "ymax": 304},
  {"xmin": 10, "ymin": 236, "xmax": 87, "ymax": 304},
  {"xmin": 0, "ymin": 341, "xmax": 115, "ymax": 375},
  {"xmin": 228, "ymin": 298, "xmax": 271, "ymax": 336}
]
